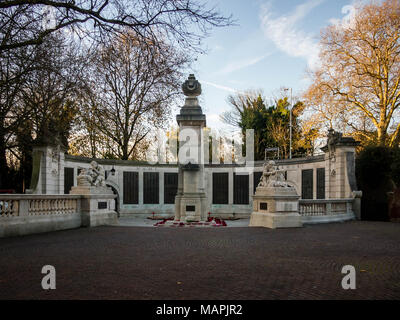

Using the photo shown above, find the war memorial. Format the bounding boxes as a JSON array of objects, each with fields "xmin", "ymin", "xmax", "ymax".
[
  {"xmin": 0, "ymin": 75, "xmax": 361, "ymax": 236},
  {"xmin": 1, "ymin": 74, "xmax": 400, "ymax": 303},
  {"xmin": 1, "ymin": 0, "xmax": 400, "ymax": 309}
]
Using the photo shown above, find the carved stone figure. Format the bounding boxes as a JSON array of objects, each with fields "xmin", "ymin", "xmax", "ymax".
[
  {"xmin": 90, "ymin": 161, "xmax": 106, "ymax": 186},
  {"xmin": 327, "ymin": 128, "xmax": 343, "ymax": 160},
  {"xmin": 258, "ymin": 160, "xmax": 292, "ymax": 188},
  {"xmin": 77, "ymin": 161, "xmax": 106, "ymax": 187},
  {"xmin": 77, "ymin": 168, "xmax": 92, "ymax": 186}
]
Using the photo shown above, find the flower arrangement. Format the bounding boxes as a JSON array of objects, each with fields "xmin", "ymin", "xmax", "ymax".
[
  {"xmin": 154, "ymin": 217, "xmax": 174, "ymax": 226},
  {"xmin": 154, "ymin": 216, "xmax": 226, "ymax": 227}
]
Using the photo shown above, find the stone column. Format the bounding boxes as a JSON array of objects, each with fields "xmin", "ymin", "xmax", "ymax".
[
  {"xmin": 174, "ymin": 74, "xmax": 208, "ymax": 222},
  {"xmin": 138, "ymin": 170, "xmax": 144, "ymax": 205},
  {"xmin": 249, "ymin": 170, "xmax": 254, "ymax": 205},
  {"xmin": 159, "ymin": 171, "xmax": 164, "ymax": 207},
  {"xmin": 228, "ymin": 170, "xmax": 234, "ymax": 206}
]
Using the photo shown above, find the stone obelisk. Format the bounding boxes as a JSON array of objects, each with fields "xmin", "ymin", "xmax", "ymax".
[{"xmin": 174, "ymin": 74, "xmax": 207, "ymax": 222}]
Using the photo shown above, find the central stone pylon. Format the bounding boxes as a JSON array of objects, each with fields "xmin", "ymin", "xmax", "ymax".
[{"xmin": 174, "ymin": 74, "xmax": 208, "ymax": 222}]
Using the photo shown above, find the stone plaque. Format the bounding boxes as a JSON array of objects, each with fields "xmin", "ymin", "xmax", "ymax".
[
  {"xmin": 260, "ymin": 202, "xmax": 268, "ymax": 210},
  {"xmin": 164, "ymin": 172, "xmax": 178, "ymax": 204},
  {"xmin": 212, "ymin": 172, "xmax": 229, "ymax": 204},
  {"xmin": 144, "ymin": 172, "xmax": 159, "ymax": 204},
  {"xmin": 98, "ymin": 202, "xmax": 107, "ymax": 209},
  {"xmin": 234, "ymin": 173, "xmax": 249, "ymax": 204},
  {"xmin": 186, "ymin": 205, "xmax": 195, "ymax": 212},
  {"xmin": 317, "ymin": 168, "xmax": 325, "ymax": 199},
  {"xmin": 123, "ymin": 171, "xmax": 139, "ymax": 204},
  {"xmin": 301, "ymin": 169, "xmax": 313, "ymax": 199}
]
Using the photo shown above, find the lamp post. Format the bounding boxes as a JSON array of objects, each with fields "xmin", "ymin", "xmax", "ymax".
[{"xmin": 284, "ymin": 88, "xmax": 293, "ymax": 159}]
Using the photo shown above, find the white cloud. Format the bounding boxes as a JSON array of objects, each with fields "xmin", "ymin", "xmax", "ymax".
[
  {"xmin": 259, "ymin": 0, "xmax": 324, "ymax": 70},
  {"xmin": 201, "ymin": 80, "xmax": 239, "ymax": 93},
  {"xmin": 218, "ymin": 53, "xmax": 271, "ymax": 75}
]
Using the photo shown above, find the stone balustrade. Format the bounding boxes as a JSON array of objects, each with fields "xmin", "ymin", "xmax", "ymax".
[
  {"xmin": 0, "ymin": 199, "xmax": 19, "ymax": 217},
  {"xmin": 0, "ymin": 193, "xmax": 115, "ymax": 238},
  {"xmin": 0, "ymin": 195, "xmax": 80, "ymax": 218},
  {"xmin": 28, "ymin": 198, "xmax": 78, "ymax": 215},
  {"xmin": 299, "ymin": 198, "xmax": 355, "ymax": 223},
  {"xmin": 0, "ymin": 194, "xmax": 356, "ymax": 237}
]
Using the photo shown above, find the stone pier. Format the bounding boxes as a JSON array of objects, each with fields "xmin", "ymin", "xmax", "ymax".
[{"xmin": 174, "ymin": 74, "xmax": 208, "ymax": 222}]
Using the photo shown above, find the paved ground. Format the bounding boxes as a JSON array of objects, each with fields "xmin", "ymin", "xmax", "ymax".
[{"xmin": 0, "ymin": 220, "xmax": 399, "ymax": 300}]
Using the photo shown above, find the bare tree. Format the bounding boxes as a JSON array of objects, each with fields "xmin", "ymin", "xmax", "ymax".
[
  {"xmin": 304, "ymin": 0, "xmax": 400, "ymax": 147},
  {"xmin": 0, "ymin": 36, "xmax": 36, "ymax": 188},
  {"xmin": 81, "ymin": 32, "xmax": 189, "ymax": 160},
  {"xmin": 21, "ymin": 33, "xmax": 83, "ymax": 146},
  {"xmin": 0, "ymin": 0, "xmax": 233, "ymax": 51},
  {"xmin": 0, "ymin": 30, "xmax": 83, "ymax": 189}
]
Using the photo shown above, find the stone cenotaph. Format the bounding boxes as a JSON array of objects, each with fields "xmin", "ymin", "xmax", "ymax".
[
  {"xmin": 70, "ymin": 161, "xmax": 117, "ymax": 227},
  {"xmin": 174, "ymin": 74, "xmax": 208, "ymax": 222},
  {"xmin": 249, "ymin": 160, "xmax": 303, "ymax": 228}
]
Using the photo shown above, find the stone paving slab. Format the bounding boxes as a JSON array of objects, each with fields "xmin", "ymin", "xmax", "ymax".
[{"xmin": 0, "ymin": 221, "xmax": 399, "ymax": 299}]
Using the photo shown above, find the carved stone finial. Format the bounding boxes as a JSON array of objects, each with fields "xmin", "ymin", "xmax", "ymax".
[
  {"xmin": 321, "ymin": 128, "xmax": 359, "ymax": 155},
  {"xmin": 182, "ymin": 74, "xmax": 201, "ymax": 97}
]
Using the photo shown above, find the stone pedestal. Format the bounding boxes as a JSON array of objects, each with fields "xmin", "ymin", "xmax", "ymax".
[
  {"xmin": 249, "ymin": 186, "xmax": 302, "ymax": 229},
  {"xmin": 70, "ymin": 186, "xmax": 117, "ymax": 227},
  {"xmin": 175, "ymin": 192, "xmax": 208, "ymax": 222}
]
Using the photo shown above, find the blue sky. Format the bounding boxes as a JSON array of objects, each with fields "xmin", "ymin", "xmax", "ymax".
[{"xmin": 184, "ymin": 0, "xmax": 360, "ymax": 132}]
